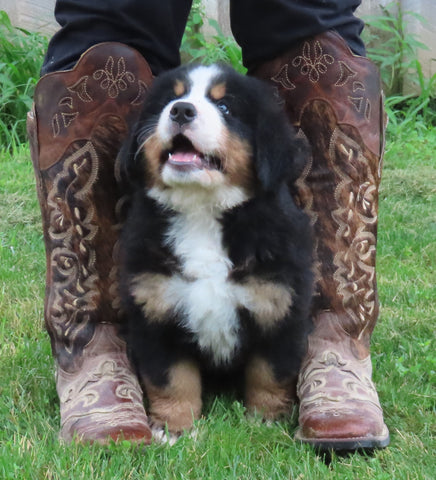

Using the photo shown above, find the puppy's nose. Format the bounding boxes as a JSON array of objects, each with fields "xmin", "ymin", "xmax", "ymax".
[{"xmin": 170, "ymin": 101, "xmax": 197, "ymax": 126}]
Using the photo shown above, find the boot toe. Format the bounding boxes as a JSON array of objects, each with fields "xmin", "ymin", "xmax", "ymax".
[
  {"xmin": 295, "ymin": 407, "xmax": 390, "ymax": 451},
  {"xmin": 64, "ymin": 420, "xmax": 153, "ymax": 445}
]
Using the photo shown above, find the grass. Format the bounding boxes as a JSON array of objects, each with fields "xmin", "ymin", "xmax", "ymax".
[{"xmin": 0, "ymin": 124, "xmax": 435, "ymax": 478}]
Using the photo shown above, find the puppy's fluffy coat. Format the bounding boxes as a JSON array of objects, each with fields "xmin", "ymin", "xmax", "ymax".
[{"xmin": 120, "ymin": 64, "xmax": 313, "ymax": 437}]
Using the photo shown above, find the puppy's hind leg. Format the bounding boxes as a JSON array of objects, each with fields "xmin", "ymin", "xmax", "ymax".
[{"xmin": 142, "ymin": 360, "xmax": 202, "ymax": 441}]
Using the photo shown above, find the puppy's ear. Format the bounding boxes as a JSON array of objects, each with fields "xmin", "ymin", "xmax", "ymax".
[
  {"xmin": 254, "ymin": 99, "xmax": 309, "ymax": 192},
  {"xmin": 118, "ymin": 121, "xmax": 144, "ymax": 190}
]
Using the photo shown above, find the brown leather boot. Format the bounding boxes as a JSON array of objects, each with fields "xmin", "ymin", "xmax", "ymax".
[
  {"xmin": 28, "ymin": 42, "xmax": 154, "ymax": 444},
  {"xmin": 252, "ymin": 31, "xmax": 389, "ymax": 450}
]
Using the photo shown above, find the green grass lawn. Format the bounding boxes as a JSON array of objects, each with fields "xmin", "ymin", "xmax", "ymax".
[{"xmin": 0, "ymin": 128, "xmax": 435, "ymax": 480}]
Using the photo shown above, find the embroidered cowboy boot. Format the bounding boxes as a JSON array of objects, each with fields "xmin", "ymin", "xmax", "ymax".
[
  {"xmin": 252, "ymin": 31, "xmax": 389, "ymax": 450},
  {"xmin": 28, "ymin": 42, "xmax": 154, "ymax": 444}
]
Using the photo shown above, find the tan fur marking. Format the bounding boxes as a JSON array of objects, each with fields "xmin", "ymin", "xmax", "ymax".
[
  {"xmin": 143, "ymin": 361, "xmax": 202, "ymax": 433},
  {"xmin": 223, "ymin": 132, "xmax": 255, "ymax": 191},
  {"xmin": 209, "ymin": 82, "xmax": 226, "ymax": 101},
  {"xmin": 143, "ymin": 134, "xmax": 165, "ymax": 188},
  {"xmin": 237, "ymin": 276, "xmax": 293, "ymax": 328},
  {"xmin": 174, "ymin": 79, "xmax": 185, "ymax": 97},
  {"xmin": 130, "ymin": 273, "xmax": 173, "ymax": 321},
  {"xmin": 245, "ymin": 357, "xmax": 294, "ymax": 419}
]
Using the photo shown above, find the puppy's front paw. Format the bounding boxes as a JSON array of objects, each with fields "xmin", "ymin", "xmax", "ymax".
[
  {"xmin": 151, "ymin": 424, "xmax": 180, "ymax": 446},
  {"xmin": 150, "ymin": 420, "xmax": 199, "ymax": 446},
  {"xmin": 245, "ymin": 357, "xmax": 296, "ymax": 420},
  {"xmin": 143, "ymin": 360, "xmax": 202, "ymax": 440}
]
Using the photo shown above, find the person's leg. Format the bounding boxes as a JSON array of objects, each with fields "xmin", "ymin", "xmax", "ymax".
[
  {"xmin": 231, "ymin": 0, "xmax": 389, "ymax": 451},
  {"xmin": 231, "ymin": 0, "xmax": 365, "ymax": 67},
  {"xmin": 42, "ymin": 0, "xmax": 192, "ymax": 76},
  {"xmin": 29, "ymin": 0, "xmax": 191, "ymax": 443}
]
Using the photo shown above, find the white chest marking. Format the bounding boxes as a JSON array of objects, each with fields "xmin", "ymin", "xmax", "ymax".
[{"xmin": 164, "ymin": 210, "xmax": 240, "ymax": 365}]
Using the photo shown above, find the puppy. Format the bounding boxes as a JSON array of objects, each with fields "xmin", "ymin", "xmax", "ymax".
[{"xmin": 120, "ymin": 63, "xmax": 313, "ymax": 439}]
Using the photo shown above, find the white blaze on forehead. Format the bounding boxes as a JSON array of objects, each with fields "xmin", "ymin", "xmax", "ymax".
[
  {"xmin": 185, "ymin": 64, "xmax": 222, "ymax": 102},
  {"xmin": 156, "ymin": 65, "xmax": 226, "ymax": 153}
]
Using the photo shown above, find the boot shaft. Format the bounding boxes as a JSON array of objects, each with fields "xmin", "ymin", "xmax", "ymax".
[
  {"xmin": 28, "ymin": 42, "xmax": 153, "ymax": 371},
  {"xmin": 252, "ymin": 31, "xmax": 386, "ymax": 343}
]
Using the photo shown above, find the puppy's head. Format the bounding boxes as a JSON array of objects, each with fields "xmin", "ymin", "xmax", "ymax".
[{"xmin": 123, "ymin": 64, "xmax": 307, "ymax": 210}]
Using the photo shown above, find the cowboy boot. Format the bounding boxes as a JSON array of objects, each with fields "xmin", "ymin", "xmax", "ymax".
[
  {"xmin": 252, "ymin": 31, "xmax": 389, "ymax": 450},
  {"xmin": 27, "ymin": 42, "xmax": 154, "ymax": 444}
]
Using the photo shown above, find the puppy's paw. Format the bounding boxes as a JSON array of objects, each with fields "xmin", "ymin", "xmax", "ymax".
[
  {"xmin": 151, "ymin": 425, "xmax": 180, "ymax": 446},
  {"xmin": 150, "ymin": 422, "xmax": 199, "ymax": 446}
]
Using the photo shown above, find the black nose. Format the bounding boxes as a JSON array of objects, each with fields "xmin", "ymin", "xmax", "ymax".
[{"xmin": 169, "ymin": 101, "xmax": 197, "ymax": 126}]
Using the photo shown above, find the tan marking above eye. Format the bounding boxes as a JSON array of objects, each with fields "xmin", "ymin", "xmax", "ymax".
[
  {"xmin": 209, "ymin": 82, "xmax": 227, "ymax": 101},
  {"xmin": 174, "ymin": 80, "xmax": 186, "ymax": 97}
]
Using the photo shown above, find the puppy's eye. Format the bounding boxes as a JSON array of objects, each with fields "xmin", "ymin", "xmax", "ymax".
[{"xmin": 216, "ymin": 101, "xmax": 230, "ymax": 115}]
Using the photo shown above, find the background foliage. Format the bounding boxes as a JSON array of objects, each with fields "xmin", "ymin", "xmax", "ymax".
[
  {"xmin": 361, "ymin": 1, "xmax": 436, "ymax": 136},
  {"xmin": 0, "ymin": 11, "xmax": 47, "ymax": 153}
]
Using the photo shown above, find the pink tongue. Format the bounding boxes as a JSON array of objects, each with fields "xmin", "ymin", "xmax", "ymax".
[{"xmin": 169, "ymin": 152, "xmax": 203, "ymax": 168}]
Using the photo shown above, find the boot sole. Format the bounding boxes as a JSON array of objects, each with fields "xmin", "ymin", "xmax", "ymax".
[{"xmin": 295, "ymin": 429, "xmax": 390, "ymax": 452}]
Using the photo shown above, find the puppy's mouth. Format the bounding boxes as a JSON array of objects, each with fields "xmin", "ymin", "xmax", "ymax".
[{"xmin": 164, "ymin": 134, "xmax": 222, "ymax": 172}]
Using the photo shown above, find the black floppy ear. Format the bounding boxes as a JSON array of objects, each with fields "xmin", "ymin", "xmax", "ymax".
[
  {"xmin": 117, "ymin": 121, "xmax": 145, "ymax": 190},
  {"xmin": 254, "ymin": 100, "xmax": 308, "ymax": 192}
]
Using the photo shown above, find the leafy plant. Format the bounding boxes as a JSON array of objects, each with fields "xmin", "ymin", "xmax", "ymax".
[
  {"xmin": 363, "ymin": 1, "xmax": 436, "ymax": 135},
  {"xmin": 362, "ymin": 1, "xmax": 429, "ymax": 97},
  {"xmin": 384, "ymin": 61, "xmax": 436, "ymax": 135},
  {"xmin": 0, "ymin": 11, "xmax": 47, "ymax": 153},
  {"xmin": 180, "ymin": 1, "xmax": 245, "ymax": 73}
]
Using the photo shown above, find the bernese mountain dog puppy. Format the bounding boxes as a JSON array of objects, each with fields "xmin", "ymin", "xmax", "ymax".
[{"xmin": 120, "ymin": 63, "xmax": 313, "ymax": 441}]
